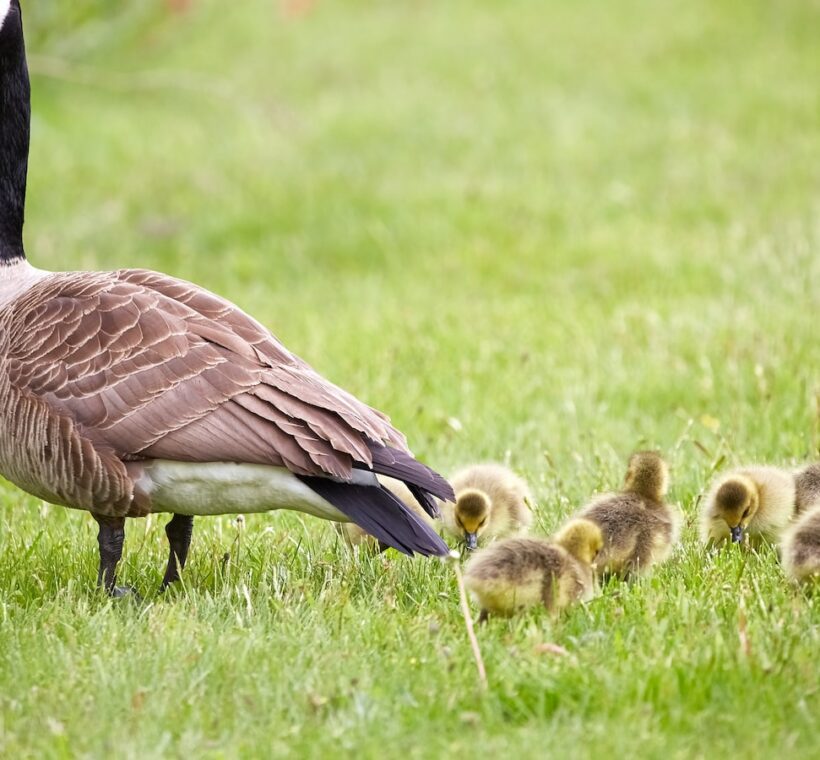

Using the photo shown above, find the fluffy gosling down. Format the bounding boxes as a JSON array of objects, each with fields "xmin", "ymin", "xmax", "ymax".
[
  {"xmin": 780, "ymin": 505, "xmax": 820, "ymax": 582},
  {"xmin": 576, "ymin": 451, "xmax": 681, "ymax": 578},
  {"xmin": 700, "ymin": 466, "xmax": 796, "ymax": 546},
  {"xmin": 794, "ymin": 462, "xmax": 820, "ymax": 516},
  {"xmin": 441, "ymin": 464, "xmax": 533, "ymax": 550},
  {"xmin": 464, "ymin": 518, "xmax": 602, "ymax": 621}
]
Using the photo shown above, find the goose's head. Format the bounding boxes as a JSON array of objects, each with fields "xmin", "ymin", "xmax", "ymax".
[
  {"xmin": 454, "ymin": 488, "xmax": 491, "ymax": 550},
  {"xmin": 623, "ymin": 450, "xmax": 669, "ymax": 501},
  {"xmin": 554, "ymin": 518, "xmax": 603, "ymax": 566},
  {"xmin": 713, "ymin": 475, "xmax": 759, "ymax": 543}
]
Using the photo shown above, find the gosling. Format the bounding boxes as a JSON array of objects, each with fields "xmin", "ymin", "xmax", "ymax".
[
  {"xmin": 794, "ymin": 462, "xmax": 820, "ymax": 515},
  {"xmin": 336, "ymin": 476, "xmax": 437, "ymax": 549},
  {"xmin": 441, "ymin": 463, "xmax": 533, "ymax": 550},
  {"xmin": 576, "ymin": 451, "xmax": 681, "ymax": 578},
  {"xmin": 700, "ymin": 466, "xmax": 795, "ymax": 546},
  {"xmin": 780, "ymin": 505, "xmax": 820, "ymax": 582},
  {"xmin": 464, "ymin": 518, "xmax": 602, "ymax": 621}
]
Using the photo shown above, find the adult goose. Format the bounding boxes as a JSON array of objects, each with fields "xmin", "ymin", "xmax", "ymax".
[{"xmin": 0, "ymin": 1, "xmax": 452, "ymax": 595}]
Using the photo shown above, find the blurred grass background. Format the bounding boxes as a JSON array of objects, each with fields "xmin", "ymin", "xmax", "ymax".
[{"xmin": 1, "ymin": 0, "xmax": 819, "ymax": 757}]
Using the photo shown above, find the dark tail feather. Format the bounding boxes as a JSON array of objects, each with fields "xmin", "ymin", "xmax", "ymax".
[
  {"xmin": 363, "ymin": 441, "xmax": 455, "ymax": 517},
  {"xmin": 406, "ymin": 484, "xmax": 441, "ymax": 519},
  {"xmin": 299, "ymin": 476, "xmax": 449, "ymax": 557}
]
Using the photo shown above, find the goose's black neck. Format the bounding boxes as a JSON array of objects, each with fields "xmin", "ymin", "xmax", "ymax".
[{"xmin": 0, "ymin": 1, "xmax": 30, "ymax": 263}]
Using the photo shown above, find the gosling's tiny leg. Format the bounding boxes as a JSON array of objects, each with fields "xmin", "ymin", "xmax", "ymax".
[
  {"xmin": 477, "ymin": 609, "xmax": 489, "ymax": 625},
  {"xmin": 93, "ymin": 513, "xmax": 132, "ymax": 597},
  {"xmin": 161, "ymin": 514, "xmax": 194, "ymax": 590}
]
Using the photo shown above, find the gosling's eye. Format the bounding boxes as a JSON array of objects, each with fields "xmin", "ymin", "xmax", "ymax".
[
  {"xmin": 478, "ymin": 518, "xmax": 487, "ymax": 528},
  {"xmin": 742, "ymin": 508, "xmax": 751, "ymax": 519}
]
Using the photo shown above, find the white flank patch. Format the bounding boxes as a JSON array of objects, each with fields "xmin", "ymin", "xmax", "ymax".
[
  {"xmin": 0, "ymin": 1, "xmax": 12, "ymax": 30},
  {"xmin": 135, "ymin": 460, "xmax": 350, "ymax": 521}
]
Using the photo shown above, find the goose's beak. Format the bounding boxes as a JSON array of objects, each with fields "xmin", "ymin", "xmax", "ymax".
[
  {"xmin": 730, "ymin": 525, "xmax": 743, "ymax": 543},
  {"xmin": 464, "ymin": 532, "xmax": 478, "ymax": 550}
]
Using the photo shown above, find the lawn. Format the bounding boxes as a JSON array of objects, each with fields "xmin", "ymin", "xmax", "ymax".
[{"xmin": 1, "ymin": 0, "xmax": 819, "ymax": 757}]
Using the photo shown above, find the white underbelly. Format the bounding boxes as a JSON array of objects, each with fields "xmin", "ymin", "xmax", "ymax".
[{"xmin": 131, "ymin": 460, "xmax": 350, "ymax": 521}]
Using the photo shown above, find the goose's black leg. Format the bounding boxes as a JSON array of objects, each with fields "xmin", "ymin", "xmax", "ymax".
[
  {"xmin": 93, "ymin": 513, "xmax": 133, "ymax": 597},
  {"xmin": 161, "ymin": 514, "xmax": 194, "ymax": 589}
]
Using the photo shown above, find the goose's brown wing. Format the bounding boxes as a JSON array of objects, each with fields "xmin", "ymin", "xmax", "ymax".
[
  {"xmin": 115, "ymin": 269, "xmax": 406, "ymax": 461},
  {"xmin": 3, "ymin": 269, "xmax": 410, "ymax": 515}
]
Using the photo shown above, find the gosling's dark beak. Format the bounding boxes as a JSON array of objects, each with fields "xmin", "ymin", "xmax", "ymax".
[
  {"xmin": 730, "ymin": 525, "xmax": 743, "ymax": 543},
  {"xmin": 465, "ymin": 532, "xmax": 478, "ymax": 551}
]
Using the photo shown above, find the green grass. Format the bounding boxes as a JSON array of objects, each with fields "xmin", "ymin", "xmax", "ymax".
[{"xmin": 2, "ymin": 0, "xmax": 820, "ymax": 756}]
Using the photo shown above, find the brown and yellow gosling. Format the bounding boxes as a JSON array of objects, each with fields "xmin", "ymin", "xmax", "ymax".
[
  {"xmin": 700, "ymin": 466, "xmax": 795, "ymax": 547},
  {"xmin": 780, "ymin": 504, "xmax": 820, "ymax": 582},
  {"xmin": 464, "ymin": 518, "xmax": 602, "ymax": 621},
  {"xmin": 441, "ymin": 463, "xmax": 533, "ymax": 550},
  {"xmin": 576, "ymin": 451, "xmax": 681, "ymax": 578},
  {"xmin": 794, "ymin": 462, "xmax": 820, "ymax": 516}
]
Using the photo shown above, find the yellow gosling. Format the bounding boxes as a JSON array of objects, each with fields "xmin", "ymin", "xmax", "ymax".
[
  {"xmin": 441, "ymin": 463, "xmax": 533, "ymax": 550},
  {"xmin": 464, "ymin": 518, "xmax": 602, "ymax": 621},
  {"xmin": 701, "ymin": 466, "xmax": 795, "ymax": 547}
]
